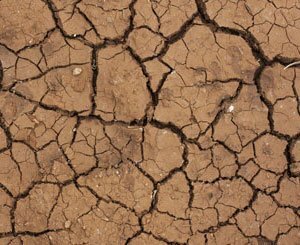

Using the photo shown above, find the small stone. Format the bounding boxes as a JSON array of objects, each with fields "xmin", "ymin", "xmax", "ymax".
[
  {"xmin": 227, "ymin": 105, "xmax": 234, "ymax": 113},
  {"xmin": 64, "ymin": 220, "xmax": 72, "ymax": 229},
  {"xmin": 73, "ymin": 67, "xmax": 82, "ymax": 76}
]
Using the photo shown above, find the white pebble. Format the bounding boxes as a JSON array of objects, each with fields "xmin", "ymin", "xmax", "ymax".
[
  {"xmin": 227, "ymin": 105, "xmax": 234, "ymax": 113},
  {"xmin": 64, "ymin": 220, "xmax": 72, "ymax": 229},
  {"xmin": 73, "ymin": 67, "xmax": 82, "ymax": 76}
]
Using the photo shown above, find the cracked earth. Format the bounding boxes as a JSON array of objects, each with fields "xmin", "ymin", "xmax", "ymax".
[{"xmin": 0, "ymin": 0, "xmax": 300, "ymax": 244}]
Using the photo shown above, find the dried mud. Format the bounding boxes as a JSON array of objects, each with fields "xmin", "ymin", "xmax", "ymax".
[{"xmin": 0, "ymin": 0, "xmax": 300, "ymax": 244}]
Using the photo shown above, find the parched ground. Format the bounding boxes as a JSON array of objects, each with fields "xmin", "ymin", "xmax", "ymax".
[{"xmin": 0, "ymin": 0, "xmax": 300, "ymax": 244}]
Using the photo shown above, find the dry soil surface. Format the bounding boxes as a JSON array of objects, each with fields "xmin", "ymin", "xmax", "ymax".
[{"xmin": 0, "ymin": 0, "xmax": 300, "ymax": 244}]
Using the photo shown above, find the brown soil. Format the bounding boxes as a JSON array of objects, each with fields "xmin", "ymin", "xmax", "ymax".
[{"xmin": 0, "ymin": 0, "xmax": 300, "ymax": 244}]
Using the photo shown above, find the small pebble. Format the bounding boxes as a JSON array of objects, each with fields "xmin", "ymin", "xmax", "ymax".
[
  {"xmin": 227, "ymin": 105, "xmax": 234, "ymax": 113},
  {"xmin": 64, "ymin": 220, "xmax": 72, "ymax": 229},
  {"xmin": 73, "ymin": 67, "xmax": 82, "ymax": 76}
]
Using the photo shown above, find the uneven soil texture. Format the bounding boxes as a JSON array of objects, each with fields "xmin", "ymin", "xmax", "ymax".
[{"xmin": 1, "ymin": 0, "xmax": 300, "ymax": 244}]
